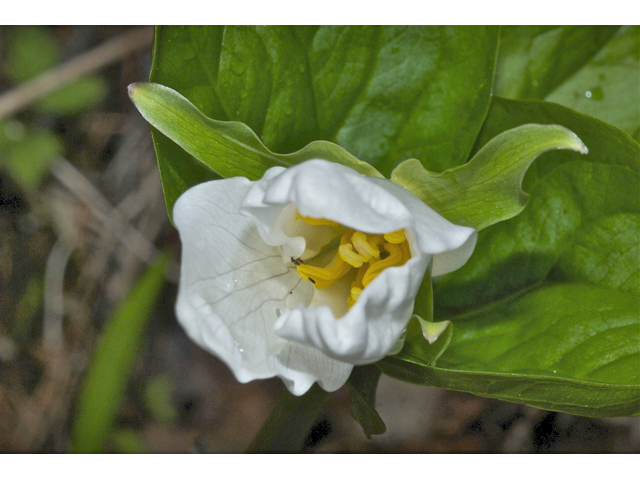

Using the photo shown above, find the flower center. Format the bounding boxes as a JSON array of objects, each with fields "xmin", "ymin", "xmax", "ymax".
[{"xmin": 294, "ymin": 214, "xmax": 412, "ymax": 308}]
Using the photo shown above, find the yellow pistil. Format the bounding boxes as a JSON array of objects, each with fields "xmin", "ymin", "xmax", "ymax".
[{"xmin": 297, "ymin": 216, "xmax": 412, "ymax": 307}]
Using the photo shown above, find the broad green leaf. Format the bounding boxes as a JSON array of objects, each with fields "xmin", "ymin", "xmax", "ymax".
[
  {"xmin": 71, "ymin": 252, "xmax": 170, "ymax": 453},
  {"xmin": 391, "ymin": 124, "xmax": 587, "ymax": 231},
  {"xmin": 545, "ymin": 26, "xmax": 640, "ymax": 141},
  {"xmin": 325, "ymin": 26, "xmax": 499, "ymax": 174},
  {"xmin": 129, "ymin": 82, "xmax": 382, "ymax": 219},
  {"xmin": 556, "ymin": 213, "xmax": 639, "ymax": 294},
  {"xmin": 149, "ymin": 26, "xmax": 499, "ymax": 179},
  {"xmin": 347, "ymin": 365, "xmax": 386, "ymax": 438},
  {"xmin": 494, "ymin": 26, "xmax": 619, "ymax": 100},
  {"xmin": 248, "ymin": 383, "xmax": 329, "ymax": 453},
  {"xmin": 435, "ymin": 160, "xmax": 639, "ymax": 312},
  {"xmin": 379, "ymin": 283, "xmax": 639, "ymax": 417},
  {"xmin": 435, "ymin": 96, "xmax": 639, "ymax": 312}
]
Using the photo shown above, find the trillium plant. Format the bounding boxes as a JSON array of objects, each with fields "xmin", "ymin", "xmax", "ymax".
[
  {"xmin": 129, "ymin": 27, "xmax": 639, "ymax": 449},
  {"xmin": 173, "ymin": 159, "xmax": 476, "ymax": 395}
]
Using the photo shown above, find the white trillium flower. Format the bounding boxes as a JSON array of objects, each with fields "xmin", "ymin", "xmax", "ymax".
[{"xmin": 174, "ymin": 160, "xmax": 477, "ymax": 395}]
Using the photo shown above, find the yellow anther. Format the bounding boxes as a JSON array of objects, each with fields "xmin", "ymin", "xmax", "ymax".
[
  {"xmin": 384, "ymin": 229, "xmax": 406, "ymax": 244},
  {"xmin": 362, "ymin": 243, "xmax": 404, "ymax": 287},
  {"xmin": 297, "ymin": 213, "xmax": 340, "ymax": 227},
  {"xmin": 339, "ymin": 243, "xmax": 367, "ymax": 268},
  {"xmin": 296, "ymin": 251, "xmax": 352, "ymax": 289},
  {"xmin": 352, "ymin": 231, "xmax": 383, "ymax": 260}
]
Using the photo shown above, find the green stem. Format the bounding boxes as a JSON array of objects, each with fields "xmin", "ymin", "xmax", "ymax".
[{"xmin": 248, "ymin": 383, "xmax": 330, "ymax": 453}]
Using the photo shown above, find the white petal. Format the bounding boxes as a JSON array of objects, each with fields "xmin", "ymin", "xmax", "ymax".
[
  {"xmin": 243, "ymin": 160, "xmax": 476, "ymax": 275},
  {"xmin": 173, "ymin": 177, "xmax": 353, "ymax": 395},
  {"xmin": 242, "ymin": 160, "xmax": 409, "ymax": 238}
]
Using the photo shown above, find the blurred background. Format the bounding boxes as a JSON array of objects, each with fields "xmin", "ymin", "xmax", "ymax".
[{"xmin": 0, "ymin": 25, "xmax": 638, "ymax": 453}]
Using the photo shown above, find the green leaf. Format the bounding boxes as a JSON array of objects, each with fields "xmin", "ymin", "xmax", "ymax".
[
  {"xmin": 391, "ymin": 123, "xmax": 587, "ymax": 231},
  {"xmin": 435, "ymin": 97, "xmax": 639, "ymax": 312},
  {"xmin": 129, "ymin": 82, "xmax": 382, "ymax": 220},
  {"xmin": 380, "ymin": 283, "xmax": 639, "ymax": 417},
  {"xmin": 436, "ymin": 161, "xmax": 639, "ymax": 312},
  {"xmin": 474, "ymin": 96, "xmax": 639, "ymax": 177},
  {"xmin": 321, "ymin": 26, "xmax": 499, "ymax": 174},
  {"xmin": 556, "ymin": 213, "xmax": 639, "ymax": 294},
  {"xmin": 148, "ymin": 26, "xmax": 499, "ymax": 180},
  {"xmin": 493, "ymin": 26, "xmax": 639, "ymax": 142},
  {"xmin": 248, "ymin": 383, "xmax": 329, "ymax": 453},
  {"xmin": 545, "ymin": 26, "xmax": 640, "ymax": 141},
  {"xmin": 347, "ymin": 365, "xmax": 386, "ymax": 438},
  {"xmin": 378, "ymin": 361, "xmax": 639, "ymax": 418},
  {"xmin": 494, "ymin": 26, "xmax": 619, "ymax": 100},
  {"xmin": 71, "ymin": 252, "xmax": 170, "ymax": 453}
]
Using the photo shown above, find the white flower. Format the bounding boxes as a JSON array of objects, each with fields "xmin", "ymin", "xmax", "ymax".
[{"xmin": 173, "ymin": 160, "xmax": 477, "ymax": 395}]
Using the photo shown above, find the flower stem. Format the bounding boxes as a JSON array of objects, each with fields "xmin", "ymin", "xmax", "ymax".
[{"xmin": 247, "ymin": 384, "xmax": 330, "ymax": 453}]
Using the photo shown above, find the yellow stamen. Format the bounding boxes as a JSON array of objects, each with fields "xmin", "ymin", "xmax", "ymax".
[
  {"xmin": 339, "ymin": 243, "xmax": 367, "ymax": 268},
  {"xmin": 384, "ymin": 229, "xmax": 406, "ymax": 244},
  {"xmin": 297, "ymin": 213, "xmax": 340, "ymax": 227},
  {"xmin": 296, "ymin": 251, "xmax": 352, "ymax": 289},
  {"xmin": 352, "ymin": 231, "xmax": 383, "ymax": 260}
]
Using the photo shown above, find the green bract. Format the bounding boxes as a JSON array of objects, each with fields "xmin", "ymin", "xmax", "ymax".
[{"xmin": 132, "ymin": 26, "xmax": 639, "ymax": 433}]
